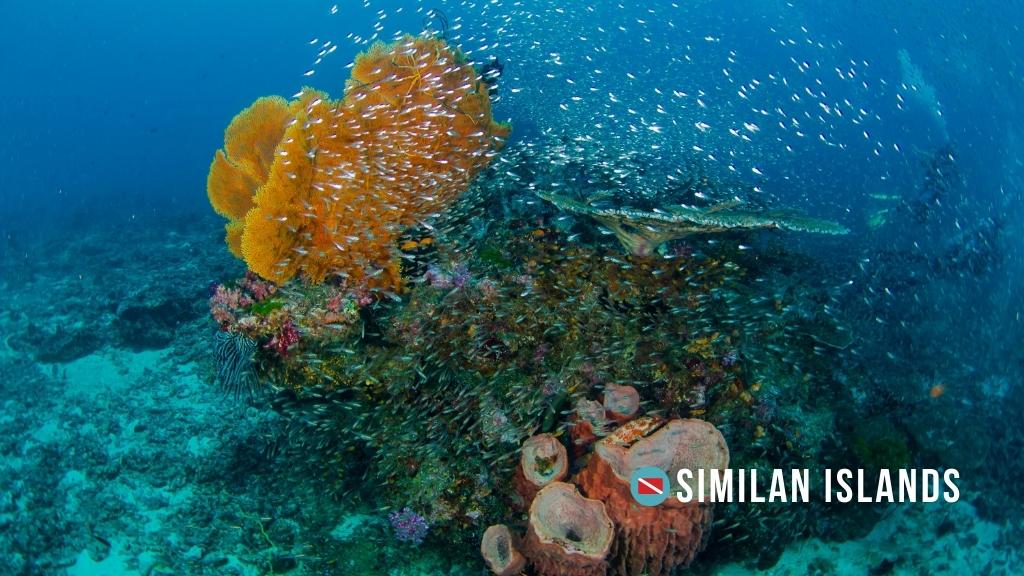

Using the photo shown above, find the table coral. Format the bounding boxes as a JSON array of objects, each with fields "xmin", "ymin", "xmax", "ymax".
[
  {"xmin": 208, "ymin": 35, "xmax": 509, "ymax": 291},
  {"xmin": 538, "ymin": 190, "xmax": 849, "ymax": 256}
]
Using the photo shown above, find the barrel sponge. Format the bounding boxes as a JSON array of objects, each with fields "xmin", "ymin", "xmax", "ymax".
[
  {"xmin": 513, "ymin": 433, "xmax": 569, "ymax": 507},
  {"xmin": 522, "ymin": 482, "xmax": 614, "ymax": 576},
  {"xmin": 576, "ymin": 419, "xmax": 729, "ymax": 576},
  {"xmin": 603, "ymin": 384, "xmax": 641, "ymax": 423},
  {"xmin": 481, "ymin": 524, "xmax": 527, "ymax": 576},
  {"xmin": 207, "ymin": 96, "xmax": 292, "ymax": 258}
]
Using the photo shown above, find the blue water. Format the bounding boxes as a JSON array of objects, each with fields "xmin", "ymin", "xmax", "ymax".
[{"xmin": 1, "ymin": 0, "xmax": 1022, "ymax": 574}]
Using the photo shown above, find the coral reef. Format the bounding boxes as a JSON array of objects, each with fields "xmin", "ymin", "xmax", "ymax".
[
  {"xmin": 208, "ymin": 273, "xmax": 361, "ymax": 376},
  {"xmin": 208, "ymin": 35, "xmax": 510, "ymax": 290},
  {"xmin": 208, "ymin": 169, "xmax": 812, "ymax": 558},
  {"xmin": 7, "ymin": 206, "xmax": 1020, "ymax": 576},
  {"xmin": 201, "ymin": 120, "xmax": 894, "ymax": 575}
]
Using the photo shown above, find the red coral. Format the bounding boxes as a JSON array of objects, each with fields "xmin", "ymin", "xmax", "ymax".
[{"xmin": 264, "ymin": 320, "xmax": 300, "ymax": 357}]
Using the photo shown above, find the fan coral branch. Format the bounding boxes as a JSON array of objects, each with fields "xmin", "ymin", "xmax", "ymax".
[
  {"xmin": 209, "ymin": 35, "xmax": 510, "ymax": 290},
  {"xmin": 208, "ymin": 96, "xmax": 292, "ymax": 258}
]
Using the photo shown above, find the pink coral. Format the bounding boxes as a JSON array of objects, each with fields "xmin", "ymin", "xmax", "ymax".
[
  {"xmin": 240, "ymin": 271, "xmax": 277, "ymax": 302},
  {"xmin": 209, "ymin": 284, "xmax": 252, "ymax": 328}
]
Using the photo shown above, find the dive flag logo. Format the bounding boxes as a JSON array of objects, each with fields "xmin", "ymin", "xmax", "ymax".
[
  {"xmin": 637, "ymin": 476, "xmax": 665, "ymax": 495},
  {"xmin": 630, "ymin": 466, "xmax": 670, "ymax": 506}
]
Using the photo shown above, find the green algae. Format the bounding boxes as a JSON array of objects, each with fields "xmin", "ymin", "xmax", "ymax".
[{"xmin": 249, "ymin": 298, "xmax": 285, "ymax": 316}]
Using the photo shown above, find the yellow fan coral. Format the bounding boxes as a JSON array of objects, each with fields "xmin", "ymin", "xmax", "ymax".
[
  {"xmin": 207, "ymin": 96, "xmax": 292, "ymax": 257},
  {"xmin": 208, "ymin": 35, "xmax": 509, "ymax": 290}
]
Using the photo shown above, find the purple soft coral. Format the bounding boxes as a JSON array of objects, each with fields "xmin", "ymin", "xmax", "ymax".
[{"xmin": 388, "ymin": 507, "xmax": 429, "ymax": 546}]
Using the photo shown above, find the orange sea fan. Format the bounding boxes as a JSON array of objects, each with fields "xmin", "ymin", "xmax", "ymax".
[
  {"xmin": 207, "ymin": 96, "xmax": 293, "ymax": 257},
  {"xmin": 241, "ymin": 90, "xmax": 354, "ymax": 285},
  {"xmin": 212, "ymin": 34, "xmax": 509, "ymax": 290}
]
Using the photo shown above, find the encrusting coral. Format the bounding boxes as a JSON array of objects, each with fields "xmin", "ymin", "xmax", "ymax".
[{"xmin": 208, "ymin": 35, "xmax": 510, "ymax": 290}]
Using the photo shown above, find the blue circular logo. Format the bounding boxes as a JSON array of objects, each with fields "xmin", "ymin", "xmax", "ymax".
[{"xmin": 630, "ymin": 466, "xmax": 671, "ymax": 506}]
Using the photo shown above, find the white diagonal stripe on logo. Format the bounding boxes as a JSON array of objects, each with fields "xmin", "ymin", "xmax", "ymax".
[{"xmin": 638, "ymin": 477, "xmax": 663, "ymax": 495}]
